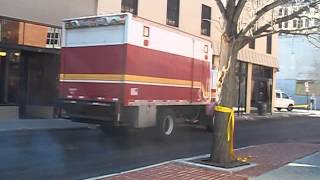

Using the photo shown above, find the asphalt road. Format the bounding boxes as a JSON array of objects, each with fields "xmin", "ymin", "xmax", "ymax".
[{"xmin": 1, "ymin": 115, "xmax": 320, "ymax": 180}]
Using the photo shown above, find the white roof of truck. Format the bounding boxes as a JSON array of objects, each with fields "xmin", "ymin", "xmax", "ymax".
[{"xmin": 63, "ymin": 13, "xmax": 212, "ymax": 45}]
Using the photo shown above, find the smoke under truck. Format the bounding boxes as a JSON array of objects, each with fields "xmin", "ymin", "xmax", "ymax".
[{"xmin": 58, "ymin": 13, "xmax": 215, "ymax": 138}]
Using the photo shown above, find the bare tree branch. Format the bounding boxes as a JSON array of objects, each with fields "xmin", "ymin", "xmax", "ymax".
[
  {"xmin": 307, "ymin": 35, "xmax": 320, "ymax": 48},
  {"xmin": 238, "ymin": 0, "xmax": 288, "ymax": 37},
  {"xmin": 214, "ymin": 0, "xmax": 227, "ymax": 23},
  {"xmin": 252, "ymin": 1, "xmax": 320, "ymax": 37},
  {"xmin": 237, "ymin": 25, "xmax": 320, "ymax": 50},
  {"xmin": 233, "ymin": 0, "xmax": 248, "ymax": 24},
  {"xmin": 255, "ymin": 28, "xmax": 320, "ymax": 39}
]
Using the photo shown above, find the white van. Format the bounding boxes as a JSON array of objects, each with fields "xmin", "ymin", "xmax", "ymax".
[{"xmin": 275, "ymin": 90, "xmax": 295, "ymax": 111}]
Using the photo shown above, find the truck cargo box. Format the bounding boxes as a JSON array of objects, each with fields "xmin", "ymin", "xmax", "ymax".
[{"xmin": 59, "ymin": 13, "xmax": 213, "ymax": 107}]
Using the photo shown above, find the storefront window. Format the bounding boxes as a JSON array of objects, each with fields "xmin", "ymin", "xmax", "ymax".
[
  {"xmin": 0, "ymin": 50, "xmax": 21, "ymax": 105},
  {"xmin": 235, "ymin": 61, "xmax": 248, "ymax": 113}
]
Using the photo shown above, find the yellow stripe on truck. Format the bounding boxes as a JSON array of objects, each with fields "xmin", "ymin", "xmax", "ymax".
[{"xmin": 60, "ymin": 74, "xmax": 202, "ymax": 88}]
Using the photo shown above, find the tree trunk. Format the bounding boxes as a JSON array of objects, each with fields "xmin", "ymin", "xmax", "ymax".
[{"xmin": 210, "ymin": 36, "xmax": 239, "ymax": 164}]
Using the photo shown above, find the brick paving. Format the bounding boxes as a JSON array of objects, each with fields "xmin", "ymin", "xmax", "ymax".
[{"xmin": 99, "ymin": 143, "xmax": 320, "ymax": 180}]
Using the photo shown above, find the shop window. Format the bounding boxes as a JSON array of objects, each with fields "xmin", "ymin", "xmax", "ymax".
[
  {"xmin": 201, "ymin": 5, "xmax": 211, "ymax": 36},
  {"xmin": 0, "ymin": 20, "xmax": 2, "ymax": 42},
  {"xmin": 235, "ymin": 61, "xmax": 248, "ymax": 113},
  {"xmin": 121, "ymin": 0, "xmax": 138, "ymax": 15},
  {"xmin": 167, "ymin": 0, "xmax": 180, "ymax": 27},
  {"xmin": 46, "ymin": 28, "xmax": 61, "ymax": 49}
]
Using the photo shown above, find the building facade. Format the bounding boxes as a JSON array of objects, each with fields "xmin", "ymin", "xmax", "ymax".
[
  {"xmin": 277, "ymin": 1, "xmax": 320, "ymax": 31},
  {"xmin": 0, "ymin": 0, "xmax": 97, "ymax": 119},
  {"xmin": 97, "ymin": 0, "xmax": 279, "ymax": 113}
]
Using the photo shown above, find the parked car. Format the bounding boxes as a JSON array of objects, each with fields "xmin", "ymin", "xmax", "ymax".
[{"xmin": 275, "ymin": 90, "xmax": 295, "ymax": 111}]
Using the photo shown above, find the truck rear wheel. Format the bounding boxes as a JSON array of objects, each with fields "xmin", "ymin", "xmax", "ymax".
[{"xmin": 157, "ymin": 109, "xmax": 176, "ymax": 139}]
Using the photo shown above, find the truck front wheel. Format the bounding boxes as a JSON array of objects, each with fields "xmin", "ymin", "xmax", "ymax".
[{"xmin": 157, "ymin": 109, "xmax": 176, "ymax": 139}]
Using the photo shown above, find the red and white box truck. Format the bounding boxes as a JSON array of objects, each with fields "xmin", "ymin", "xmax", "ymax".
[{"xmin": 58, "ymin": 13, "xmax": 215, "ymax": 137}]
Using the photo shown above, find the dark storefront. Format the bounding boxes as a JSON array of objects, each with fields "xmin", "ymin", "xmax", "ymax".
[
  {"xmin": 235, "ymin": 61, "xmax": 248, "ymax": 114},
  {"xmin": 251, "ymin": 64, "xmax": 273, "ymax": 112},
  {"xmin": 0, "ymin": 17, "xmax": 61, "ymax": 118}
]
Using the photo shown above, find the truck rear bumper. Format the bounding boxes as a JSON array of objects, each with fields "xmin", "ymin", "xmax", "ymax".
[{"xmin": 57, "ymin": 99, "xmax": 117, "ymax": 123}]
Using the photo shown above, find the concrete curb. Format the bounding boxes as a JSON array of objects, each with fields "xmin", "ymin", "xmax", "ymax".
[
  {"xmin": 0, "ymin": 119, "xmax": 93, "ymax": 133},
  {"xmin": 0, "ymin": 126, "xmax": 90, "ymax": 133},
  {"xmin": 86, "ymin": 146, "xmax": 256, "ymax": 180}
]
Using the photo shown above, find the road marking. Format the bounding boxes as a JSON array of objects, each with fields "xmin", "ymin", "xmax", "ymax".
[{"xmin": 288, "ymin": 163, "xmax": 319, "ymax": 168}]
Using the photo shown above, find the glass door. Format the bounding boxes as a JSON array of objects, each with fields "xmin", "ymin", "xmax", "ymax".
[{"xmin": 0, "ymin": 50, "xmax": 21, "ymax": 105}]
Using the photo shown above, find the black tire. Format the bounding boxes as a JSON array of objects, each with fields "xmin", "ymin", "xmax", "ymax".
[
  {"xmin": 157, "ymin": 109, "xmax": 176, "ymax": 139},
  {"xmin": 277, "ymin": 108, "xmax": 282, "ymax": 111},
  {"xmin": 287, "ymin": 105, "xmax": 293, "ymax": 111}
]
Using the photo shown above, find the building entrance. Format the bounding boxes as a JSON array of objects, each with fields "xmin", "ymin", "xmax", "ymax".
[
  {"xmin": 251, "ymin": 65, "xmax": 273, "ymax": 112},
  {"xmin": 0, "ymin": 48, "xmax": 59, "ymax": 118}
]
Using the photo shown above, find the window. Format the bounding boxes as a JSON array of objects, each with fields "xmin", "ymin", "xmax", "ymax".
[
  {"xmin": 121, "ymin": 0, "xmax": 138, "ymax": 15},
  {"xmin": 166, "ymin": 0, "xmax": 180, "ymax": 27},
  {"xmin": 305, "ymin": 18, "xmax": 310, "ymax": 27},
  {"xmin": 249, "ymin": 39, "xmax": 255, "ymax": 49},
  {"xmin": 279, "ymin": 8, "xmax": 283, "ymax": 16},
  {"xmin": 298, "ymin": 19, "xmax": 303, "ymax": 28},
  {"xmin": 143, "ymin": 26, "xmax": 149, "ymax": 37},
  {"xmin": 293, "ymin": 19, "xmax": 297, "ymax": 27},
  {"xmin": 278, "ymin": 22, "xmax": 282, "ymax": 28},
  {"xmin": 201, "ymin": 5, "xmax": 211, "ymax": 36},
  {"xmin": 284, "ymin": 21, "xmax": 288, "ymax": 28},
  {"xmin": 266, "ymin": 34, "xmax": 272, "ymax": 54},
  {"xmin": 282, "ymin": 93, "xmax": 289, "ymax": 99},
  {"xmin": 284, "ymin": 8, "xmax": 288, "ymax": 16},
  {"xmin": 315, "ymin": 18, "xmax": 320, "ymax": 26},
  {"xmin": 46, "ymin": 27, "xmax": 61, "ymax": 48}
]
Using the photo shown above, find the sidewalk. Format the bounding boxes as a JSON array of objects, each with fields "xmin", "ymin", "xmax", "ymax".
[
  {"xmin": 236, "ymin": 109, "xmax": 320, "ymax": 121},
  {"xmin": 90, "ymin": 143, "xmax": 320, "ymax": 180},
  {"xmin": 0, "ymin": 118, "xmax": 91, "ymax": 132}
]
